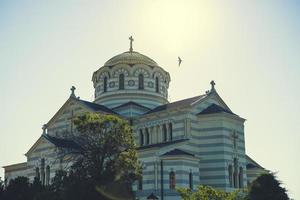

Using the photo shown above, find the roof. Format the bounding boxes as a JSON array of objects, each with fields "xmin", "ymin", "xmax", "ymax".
[
  {"xmin": 137, "ymin": 139, "xmax": 189, "ymax": 150},
  {"xmin": 43, "ymin": 134, "xmax": 81, "ymax": 150},
  {"xmin": 146, "ymin": 95, "xmax": 207, "ymax": 114},
  {"xmin": 78, "ymin": 99, "xmax": 117, "ymax": 114},
  {"xmin": 161, "ymin": 149, "xmax": 195, "ymax": 157},
  {"xmin": 246, "ymin": 163, "xmax": 259, "ymax": 169},
  {"xmin": 246, "ymin": 155, "xmax": 265, "ymax": 170},
  {"xmin": 104, "ymin": 51, "xmax": 158, "ymax": 67},
  {"xmin": 3, "ymin": 162, "xmax": 27, "ymax": 170},
  {"xmin": 112, "ymin": 101, "xmax": 151, "ymax": 111},
  {"xmin": 197, "ymin": 103, "xmax": 236, "ymax": 115}
]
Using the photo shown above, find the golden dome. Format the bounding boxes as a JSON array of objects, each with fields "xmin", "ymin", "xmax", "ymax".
[{"xmin": 104, "ymin": 51, "xmax": 159, "ymax": 67}]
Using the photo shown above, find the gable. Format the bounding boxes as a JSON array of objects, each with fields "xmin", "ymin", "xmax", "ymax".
[
  {"xmin": 143, "ymin": 90, "xmax": 232, "ymax": 117},
  {"xmin": 25, "ymin": 136, "xmax": 55, "ymax": 157},
  {"xmin": 46, "ymin": 98, "xmax": 93, "ymax": 135},
  {"xmin": 144, "ymin": 95, "xmax": 206, "ymax": 115},
  {"xmin": 112, "ymin": 101, "xmax": 151, "ymax": 117},
  {"xmin": 190, "ymin": 91, "xmax": 234, "ymax": 116},
  {"xmin": 25, "ymin": 134, "xmax": 81, "ymax": 159},
  {"xmin": 197, "ymin": 104, "xmax": 236, "ymax": 115},
  {"xmin": 46, "ymin": 97, "xmax": 116, "ymax": 135},
  {"xmin": 246, "ymin": 155, "xmax": 265, "ymax": 170}
]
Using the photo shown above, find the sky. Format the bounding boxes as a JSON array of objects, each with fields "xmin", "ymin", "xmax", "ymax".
[{"xmin": 0, "ymin": 0, "xmax": 299, "ymax": 198}]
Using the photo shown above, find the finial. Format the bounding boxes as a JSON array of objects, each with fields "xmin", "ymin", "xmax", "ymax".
[
  {"xmin": 42, "ymin": 124, "xmax": 47, "ymax": 134},
  {"xmin": 70, "ymin": 86, "xmax": 76, "ymax": 97},
  {"xmin": 210, "ymin": 80, "xmax": 216, "ymax": 92},
  {"xmin": 129, "ymin": 36, "xmax": 134, "ymax": 52}
]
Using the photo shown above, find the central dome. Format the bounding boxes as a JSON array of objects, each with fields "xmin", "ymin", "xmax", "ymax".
[
  {"xmin": 104, "ymin": 51, "xmax": 158, "ymax": 67},
  {"xmin": 92, "ymin": 47, "xmax": 170, "ymax": 117}
]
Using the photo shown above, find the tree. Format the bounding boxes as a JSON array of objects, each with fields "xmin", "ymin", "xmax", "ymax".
[
  {"xmin": 31, "ymin": 177, "xmax": 43, "ymax": 196},
  {"xmin": 248, "ymin": 173, "xmax": 289, "ymax": 200},
  {"xmin": 71, "ymin": 114, "xmax": 141, "ymax": 183},
  {"xmin": 0, "ymin": 114, "xmax": 141, "ymax": 200},
  {"xmin": 54, "ymin": 113, "xmax": 141, "ymax": 200},
  {"xmin": 177, "ymin": 185, "xmax": 247, "ymax": 200},
  {"xmin": 2, "ymin": 176, "xmax": 32, "ymax": 200},
  {"xmin": 0, "ymin": 178, "xmax": 4, "ymax": 199}
]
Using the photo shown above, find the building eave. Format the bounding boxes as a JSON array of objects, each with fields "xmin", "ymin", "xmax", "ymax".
[
  {"xmin": 197, "ymin": 112, "xmax": 246, "ymax": 122},
  {"xmin": 3, "ymin": 162, "xmax": 27, "ymax": 172}
]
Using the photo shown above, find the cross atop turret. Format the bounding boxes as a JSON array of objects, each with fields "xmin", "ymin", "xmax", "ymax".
[
  {"xmin": 42, "ymin": 124, "xmax": 47, "ymax": 134},
  {"xmin": 210, "ymin": 80, "xmax": 216, "ymax": 92},
  {"xmin": 70, "ymin": 86, "xmax": 76, "ymax": 98},
  {"xmin": 129, "ymin": 36, "xmax": 134, "ymax": 52}
]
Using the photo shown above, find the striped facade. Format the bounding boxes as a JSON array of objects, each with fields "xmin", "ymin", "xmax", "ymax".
[{"xmin": 3, "ymin": 48, "xmax": 267, "ymax": 200}]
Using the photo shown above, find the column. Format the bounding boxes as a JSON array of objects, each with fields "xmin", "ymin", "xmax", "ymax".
[
  {"xmin": 40, "ymin": 158, "xmax": 45, "ymax": 185},
  {"xmin": 154, "ymin": 162, "xmax": 158, "ymax": 190},
  {"xmin": 156, "ymin": 125, "xmax": 160, "ymax": 143},
  {"xmin": 159, "ymin": 125, "xmax": 163, "ymax": 143},
  {"xmin": 150, "ymin": 127, "xmax": 154, "ymax": 144},
  {"xmin": 143, "ymin": 128, "xmax": 146, "ymax": 145},
  {"xmin": 166, "ymin": 124, "xmax": 169, "ymax": 142},
  {"xmin": 169, "ymin": 123, "xmax": 173, "ymax": 141}
]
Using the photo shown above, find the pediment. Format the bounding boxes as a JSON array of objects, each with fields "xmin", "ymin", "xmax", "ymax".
[
  {"xmin": 25, "ymin": 136, "xmax": 54, "ymax": 157},
  {"xmin": 46, "ymin": 98, "xmax": 95, "ymax": 130},
  {"xmin": 190, "ymin": 91, "xmax": 233, "ymax": 114}
]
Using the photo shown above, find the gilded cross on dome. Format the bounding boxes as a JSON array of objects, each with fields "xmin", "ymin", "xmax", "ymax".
[{"xmin": 129, "ymin": 36, "xmax": 134, "ymax": 52}]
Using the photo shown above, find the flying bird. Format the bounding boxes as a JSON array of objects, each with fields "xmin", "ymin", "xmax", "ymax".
[{"xmin": 178, "ymin": 56, "xmax": 182, "ymax": 66}]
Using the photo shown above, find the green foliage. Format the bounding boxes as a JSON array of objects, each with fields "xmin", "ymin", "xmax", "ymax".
[
  {"xmin": 43, "ymin": 113, "xmax": 141, "ymax": 200},
  {"xmin": 1, "ymin": 113, "xmax": 140, "ymax": 200},
  {"xmin": 177, "ymin": 173, "xmax": 290, "ymax": 200},
  {"xmin": 1, "ymin": 176, "xmax": 32, "ymax": 200},
  {"xmin": 248, "ymin": 173, "xmax": 289, "ymax": 200},
  {"xmin": 0, "ymin": 178, "xmax": 4, "ymax": 198},
  {"xmin": 71, "ymin": 113, "xmax": 141, "ymax": 185},
  {"xmin": 177, "ymin": 185, "xmax": 248, "ymax": 200},
  {"xmin": 55, "ymin": 174, "xmax": 103, "ymax": 200},
  {"xmin": 50, "ymin": 113, "xmax": 141, "ymax": 200}
]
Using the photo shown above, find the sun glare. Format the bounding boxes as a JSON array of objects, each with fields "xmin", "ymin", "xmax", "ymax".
[{"xmin": 136, "ymin": 0, "xmax": 219, "ymax": 53}]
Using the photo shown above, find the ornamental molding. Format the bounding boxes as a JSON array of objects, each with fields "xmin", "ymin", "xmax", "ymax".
[
  {"xmin": 136, "ymin": 118, "xmax": 175, "ymax": 129},
  {"xmin": 109, "ymin": 81, "xmax": 115, "ymax": 88},
  {"xmin": 133, "ymin": 67, "xmax": 150, "ymax": 77},
  {"xmin": 112, "ymin": 67, "xmax": 130, "ymax": 77}
]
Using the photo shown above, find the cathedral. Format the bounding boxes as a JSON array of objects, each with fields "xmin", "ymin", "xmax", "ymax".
[{"xmin": 4, "ymin": 39, "xmax": 267, "ymax": 200}]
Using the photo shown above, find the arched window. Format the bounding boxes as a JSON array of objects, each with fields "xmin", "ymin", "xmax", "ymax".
[
  {"xmin": 138, "ymin": 74, "xmax": 144, "ymax": 90},
  {"xmin": 119, "ymin": 74, "xmax": 124, "ymax": 90},
  {"xmin": 228, "ymin": 165, "xmax": 233, "ymax": 187},
  {"xmin": 233, "ymin": 158, "xmax": 238, "ymax": 188},
  {"xmin": 138, "ymin": 176, "xmax": 143, "ymax": 190},
  {"xmin": 41, "ymin": 158, "xmax": 45, "ymax": 185},
  {"xmin": 155, "ymin": 77, "xmax": 159, "ymax": 93},
  {"xmin": 169, "ymin": 171, "xmax": 176, "ymax": 189},
  {"xmin": 46, "ymin": 165, "xmax": 50, "ymax": 186},
  {"xmin": 163, "ymin": 124, "xmax": 167, "ymax": 142},
  {"xmin": 189, "ymin": 171, "xmax": 193, "ymax": 190},
  {"xmin": 169, "ymin": 123, "xmax": 173, "ymax": 141},
  {"xmin": 35, "ymin": 167, "xmax": 40, "ymax": 181},
  {"xmin": 239, "ymin": 167, "xmax": 243, "ymax": 188},
  {"xmin": 103, "ymin": 77, "xmax": 107, "ymax": 92},
  {"xmin": 145, "ymin": 128, "xmax": 150, "ymax": 145},
  {"xmin": 139, "ymin": 129, "xmax": 144, "ymax": 146}
]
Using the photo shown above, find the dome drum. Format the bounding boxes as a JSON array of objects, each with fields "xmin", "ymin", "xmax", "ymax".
[{"xmin": 92, "ymin": 51, "xmax": 170, "ymax": 110}]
